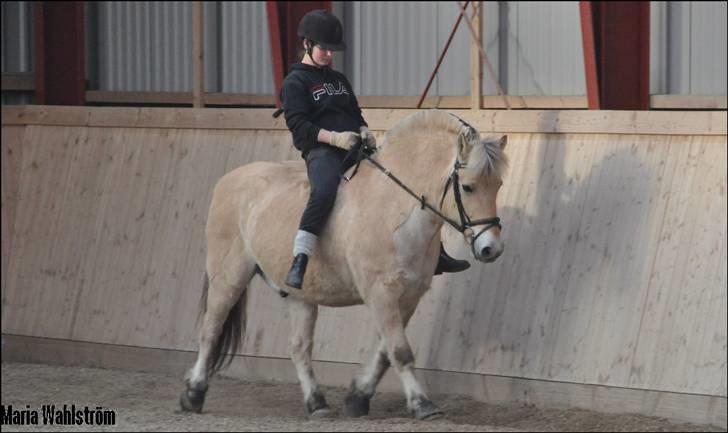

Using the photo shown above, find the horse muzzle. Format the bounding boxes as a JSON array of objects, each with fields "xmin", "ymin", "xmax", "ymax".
[
  {"xmin": 480, "ymin": 245, "xmax": 504, "ymax": 263},
  {"xmin": 473, "ymin": 231, "xmax": 504, "ymax": 263}
]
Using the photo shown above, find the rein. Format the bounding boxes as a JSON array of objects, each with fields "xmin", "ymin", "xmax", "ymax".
[{"xmin": 341, "ymin": 142, "xmax": 501, "ymax": 251}]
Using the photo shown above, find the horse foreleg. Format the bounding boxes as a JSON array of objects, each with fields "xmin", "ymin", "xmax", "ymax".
[
  {"xmin": 343, "ymin": 336, "xmax": 388, "ymax": 417},
  {"xmin": 366, "ymin": 290, "xmax": 443, "ymax": 420},
  {"xmin": 343, "ymin": 301, "xmax": 417, "ymax": 417},
  {"xmin": 287, "ymin": 298, "xmax": 331, "ymax": 418}
]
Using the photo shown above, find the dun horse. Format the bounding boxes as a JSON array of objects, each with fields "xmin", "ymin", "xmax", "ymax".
[{"xmin": 180, "ymin": 109, "xmax": 508, "ymax": 420}]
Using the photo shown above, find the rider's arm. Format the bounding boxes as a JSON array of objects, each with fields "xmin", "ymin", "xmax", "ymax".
[{"xmin": 281, "ymin": 78, "xmax": 322, "ymax": 153}]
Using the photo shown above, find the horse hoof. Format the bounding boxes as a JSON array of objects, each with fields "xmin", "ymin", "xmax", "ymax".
[
  {"xmin": 179, "ymin": 388, "xmax": 206, "ymax": 413},
  {"xmin": 343, "ymin": 392, "xmax": 371, "ymax": 417},
  {"xmin": 305, "ymin": 391, "xmax": 331, "ymax": 418},
  {"xmin": 309, "ymin": 407, "xmax": 334, "ymax": 419},
  {"xmin": 413, "ymin": 399, "xmax": 443, "ymax": 421}
]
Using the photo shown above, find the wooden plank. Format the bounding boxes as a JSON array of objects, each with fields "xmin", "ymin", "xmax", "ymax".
[
  {"xmin": 2, "ymin": 106, "xmax": 90, "ymax": 126},
  {"xmin": 84, "ymin": 92, "xmax": 587, "ymax": 109},
  {"xmin": 580, "ymin": 1, "xmax": 600, "ymax": 109},
  {"xmin": 1, "ymin": 127, "xmax": 25, "ymax": 297},
  {"xmin": 1, "ymin": 125, "xmax": 83, "ymax": 338},
  {"xmin": 86, "ymin": 90, "xmax": 193, "ymax": 104},
  {"xmin": 3, "ymin": 334, "xmax": 725, "ymax": 428},
  {"xmin": 630, "ymin": 136, "xmax": 728, "ymax": 395},
  {"xmin": 192, "ymin": 2, "xmax": 204, "ymax": 108},
  {"xmin": 204, "ymin": 93, "xmax": 277, "ymax": 106},
  {"xmin": 68, "ymin": 91, "xmax": 728, "ymax": 110},
  {"xmin": 651, "ymin": 95, "xmax": 727, "ymax": 110},
  {"xmin": 470, "ymin": 1, "xmax": 482, "ymax": 110},
  {"xmin": 4, "ymin": 106, "xmax": 726, "ymax": 135},
  {"xmin": 1, "ymin": 73, "xmax": 35, "ymax": 91}
]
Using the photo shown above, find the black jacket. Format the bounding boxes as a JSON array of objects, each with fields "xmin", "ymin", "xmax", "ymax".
[{"xmin": 280, "ymin": 63, "xmax": 367, "ymax": 157}]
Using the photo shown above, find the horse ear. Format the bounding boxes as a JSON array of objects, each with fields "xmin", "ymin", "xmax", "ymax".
[
  {"xmin": 499, "ymin": 135, "xmax": 507, "ymax": 150},
  {"xmin": 458, "ymin": 134, "xmax": 470, "ymax": 162}
]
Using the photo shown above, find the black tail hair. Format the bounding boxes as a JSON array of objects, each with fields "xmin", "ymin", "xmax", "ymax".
[{"xmin": 197, "ymin": 272, "xmax": 246, "ymax": 376}]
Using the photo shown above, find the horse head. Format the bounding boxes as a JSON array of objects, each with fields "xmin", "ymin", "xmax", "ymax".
[
  {"xmin": 377, "ymin": 109, "xmax": 508, "ymax": 265},
  {"xmin": 449, "ymin": 122, "xmax": 508, "ymax": 263}
]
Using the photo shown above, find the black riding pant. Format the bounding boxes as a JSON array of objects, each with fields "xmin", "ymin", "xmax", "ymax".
[{"xmin": 298, "ymin": 146, "xmax": 355, "ymax": 236}]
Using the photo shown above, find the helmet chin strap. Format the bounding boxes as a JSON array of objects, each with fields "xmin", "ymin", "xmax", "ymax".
[{"xmin": 305, "ymin": 40, "xmax": 326, "ymax": 68}]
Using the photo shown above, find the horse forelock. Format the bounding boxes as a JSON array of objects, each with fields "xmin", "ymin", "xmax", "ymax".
[
  {"xmin": 463, "ymin": 135, "xmax": 508, "ymax": 181},
  {"xmin": 449, "ymin": 114, "xmax": 508, "ymax": 181}
]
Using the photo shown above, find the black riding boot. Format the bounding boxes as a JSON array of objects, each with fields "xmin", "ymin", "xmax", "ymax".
[
  {"xmin": 434, "ymin": 243, "xmax": 470, "ymax": 275},
  {"xmin": 285, "ymin": 254, "xmax": 309, "ymax": 289}
]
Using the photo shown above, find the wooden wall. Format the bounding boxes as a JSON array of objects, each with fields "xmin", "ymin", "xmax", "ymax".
[{"xmin": 2, "ymin": 106, "xmax": 726, "ymax": 420}]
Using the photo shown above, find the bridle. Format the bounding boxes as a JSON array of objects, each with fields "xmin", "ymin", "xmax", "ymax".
[
  {"xmin": 439, "ymin": 160, "xmax": 502, "ymax": 257},
  {"xmin": 342, "ymin": 141, "xmax": 501, "ymax": 257}
]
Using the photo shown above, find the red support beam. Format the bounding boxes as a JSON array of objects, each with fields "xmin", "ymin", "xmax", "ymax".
[
  {"xmin": 579, "ymin": 2, "xmax": 600, "ymax": 109},
  {"xmin": 34, "ymin": 1, "xmax": 86, "ymax": 105},
  {"xmin": 579, "ymin": 1, "xmax": 650, "ymax": 110},
  {"xmin": 266, "ymin": 2, "xmax": 285, "ymax": 108},
  {"xmin": 267, "ymin": 1, "xmax": 331, "ymax": 108}
]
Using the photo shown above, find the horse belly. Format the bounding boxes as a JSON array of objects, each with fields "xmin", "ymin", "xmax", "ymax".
[{"xmin": 297, "ymin": 251, "xmax": 363, "ymax": 307}]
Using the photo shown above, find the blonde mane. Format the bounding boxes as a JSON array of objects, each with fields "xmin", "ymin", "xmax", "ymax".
[{"xmin": 381, "ymin": 109, "xmax": 508, "ymax": 180}]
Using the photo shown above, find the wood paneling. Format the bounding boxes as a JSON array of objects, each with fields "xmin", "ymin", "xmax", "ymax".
[
  {"xmin": 1, "ymin": 126, "xmax": 25, "ymax": 302},
  {"xmin": 2, "ymin": 107, "xmax": 725, "ymax": 407}
]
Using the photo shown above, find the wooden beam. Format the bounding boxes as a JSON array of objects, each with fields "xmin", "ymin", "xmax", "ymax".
[
  {"xmin": 457, "ymin": 1, "xmax": 509, "ymax": 109},
  {"xmin": 579, "ymin": 1, "xmax": 600, "ymax": 109},
  {"xmin": 418, "ymin": 1, "xmax": 470, "ymax": 109},
  {"xmin": 361, "ymin": 95, "xmax": 587, "ymax": 109},
  {"xmin": 650, "ymin": 95, "xmax": 727, "ymax": 110},
  {"xmin": 33, "ymin": 2, "xmax": 45, "ymax": 104},
  {"xmin": 4, "ymin": 106, "xmax": 726, "ymax": 136},
  {"xmin": 580, "ymin": 2, "xmax": 650, "ymax": 110},
  {"xmin": 265, "ymin": 1, "xmax": 284, "ymax": 108},
  {"xmin": 86, "ymin": 91, "xmax": 194, "ymax": 105},
  {"xmin": 84, "ymin": 92, "xmax": 589, "ymax": 109},
  {"xmin": 192, "ymin": 2, "xmax": 204, "ymax": 108},
  {"xmin": 86, "ymin": 91, "xmax": 277, "ymax": 106},
  {"xmin": 2, "ymin": 73, "xmax": 35, "ymax": 91},
  {"xmin": 83, "ymin": 92, "xmax": 728, "ymax": 111},
  {"xmin": 470, "ymin": 1, "xmax": 482, "ymax": 110},
  {"xmin": 596, "ymin": 1, "xmax": 650, "ymax": 109},
  {"xmin": 33, "ymin": 2, "xmax": 85, "ymax": 105}
]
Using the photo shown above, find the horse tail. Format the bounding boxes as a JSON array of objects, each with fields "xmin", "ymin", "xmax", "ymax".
[{"xmin": 197, "ymin": 271, "xmax": 247, "ymax": 376}]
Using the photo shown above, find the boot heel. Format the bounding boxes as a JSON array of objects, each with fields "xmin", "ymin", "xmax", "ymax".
[{"xmin": 285, "ymin": 254, "xmax": 309, "ymax": 289}]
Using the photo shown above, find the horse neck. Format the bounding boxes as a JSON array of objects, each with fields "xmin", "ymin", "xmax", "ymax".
[{"xmin": 373, "ymin": 131, "xmax": 457, "ymax": 212}]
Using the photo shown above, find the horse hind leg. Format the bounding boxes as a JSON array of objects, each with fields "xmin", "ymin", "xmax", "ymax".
[
  {"xmin": 287, "ymin": 298, "xmax": 331, "ymax": 418},
  {"xmin": 180, "ymin": 235, "xmax": 255, "ymax": 413}
]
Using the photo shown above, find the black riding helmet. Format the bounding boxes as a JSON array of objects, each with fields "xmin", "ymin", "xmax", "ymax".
[{"xmin": 297, "ymin": 9, "xmax": 346, "ymax": 51}]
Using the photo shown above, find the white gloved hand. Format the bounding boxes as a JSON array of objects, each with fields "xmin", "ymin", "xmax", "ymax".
[
  {"xmin": 329, "ymin": 131, "xmax": 360, "ymax": 150},
  {"xmin": 360, "ymin": 126, "xmax": 377, "ymax": 150}
]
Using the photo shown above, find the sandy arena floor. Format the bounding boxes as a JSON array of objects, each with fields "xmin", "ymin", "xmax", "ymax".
[{"xmin": 1, "ymin": 362, "xmax": 724, "ymax": 432}]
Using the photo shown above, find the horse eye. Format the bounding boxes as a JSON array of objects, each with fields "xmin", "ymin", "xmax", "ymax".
[{"xmin": 462, "ymin": 185, "xmax": 474, "ymax": 193}]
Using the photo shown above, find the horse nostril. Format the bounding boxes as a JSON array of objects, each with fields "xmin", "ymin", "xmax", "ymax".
[{"xmin": 481, "ymin": 247, "xmax": 491, "ymax": 258}]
